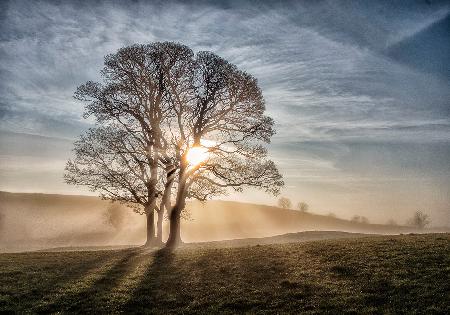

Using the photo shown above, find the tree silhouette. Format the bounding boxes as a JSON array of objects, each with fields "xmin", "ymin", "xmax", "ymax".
[
  {"xmin": 68, "ymin": 43, "xmax": 193, "ymax": 246},
  {"xmin": 163, "ymin": 50, "xmax": 283, "ymax": 248},
  {"xmin": 0, "ymin": 210, "xmax": 4, "ymax": 239},
  {"xmin": 351, "ymin": 215, "xmax": 369, "ymax": 224},
  {"xmin": 103, "ymin": 203, "xmax": 127, "ymax": 231},
  {"xmin": 387, "ymin": 219, "xmax": 397, "ymax": 226},
  {"xmin": 278, "ymin": 197, "xmax": 292, "ymax": 209},
  {"xmin": 65, "ymin": 126, "xmax": 162, "ymax": 245},
  {"xmin": 297, "ymin": 201, "xmax": 309, "ymax": 212},
  {"xmin": 408, "ymin": 211, "xmax": 430, "ymax": 229},
  {"xmin": 67, "ymin": 42, "xmax": 283, "ymax": 248}
]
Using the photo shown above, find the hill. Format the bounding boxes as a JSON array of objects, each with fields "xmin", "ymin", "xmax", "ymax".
[
  {"xmin": 1, "ymin": 191, "xmax": 447, "ymax": 252},
  {"xmin": 0, "ymin": 233, "xmax": 449, "ymax": 313},
  {"xmin": 40, "ymin": 231, "xmax": 375, "ymax": 252}
]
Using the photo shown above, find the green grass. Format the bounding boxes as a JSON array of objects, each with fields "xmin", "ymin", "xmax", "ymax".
[{"xmin": 1, "ymin": 234, "xmax": 449, "ymax": 314}]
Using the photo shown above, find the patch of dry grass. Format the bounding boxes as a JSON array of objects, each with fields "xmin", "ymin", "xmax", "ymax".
[{"xmin": 1, "ymin": 234, "xmax": 449, "ymax": 314}]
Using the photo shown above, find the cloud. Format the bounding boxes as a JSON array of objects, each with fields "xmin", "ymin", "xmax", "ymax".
[{"xmin": 0, "ymin": 0, "xmax": 449, "ymax": 223}]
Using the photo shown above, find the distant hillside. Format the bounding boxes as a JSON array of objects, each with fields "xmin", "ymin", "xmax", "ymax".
[
  {"xmin": 184, "ymin": 201, "xmax": 429, "ymax": 240},
  {"xmin": 188, "ymin": 231, "xmax": 377, "ymax": 249},
  {"xmin": 0, "ymin": 191, "xmax": 447, "ymax": 252}
]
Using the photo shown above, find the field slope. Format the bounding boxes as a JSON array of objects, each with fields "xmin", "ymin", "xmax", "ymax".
[{"xmin": 1, "ymin": 233, "xmax": 449, "ymax": 314}]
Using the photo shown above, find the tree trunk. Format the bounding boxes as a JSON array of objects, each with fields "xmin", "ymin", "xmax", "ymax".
[
  {"xmin": 166, "ymin": 204, "xmax": 182, "ymax": 249},
  {"xmin": 166, "ymin": 161, "xmax": 188, "ymax": 249},
  {"xmin": 144, "ymin": 209, "xmax": 155, "ymax": 247},
  {"xmin": 157, "ymin": 170, "xmax": 175, "ymax": 244},
  {"xmin": 156, "ymin": 209, "xmax": 164, "ymax": 244}
]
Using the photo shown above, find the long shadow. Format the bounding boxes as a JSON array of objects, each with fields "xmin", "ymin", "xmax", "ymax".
[
  {"xmin": 120, "ymin": 247, "xmax": 180, "ymax": 314},
  {"xmin": 120, "ymin": 245, "xmax": 321, "ymax": 314},
  {"xmin": 109, "ymin": 244, "xmax": 350, "ymax": 314},
  {"xmin": 35, "ymin": 248, "xmax": 143, "ymax": 314},
  {"xmin": 121, "ymin": 246, "xmax": 290, "ymax": 313},
  {"xmin": 1, "ymin": 251, "xmax": 117, "ymax": 313}
]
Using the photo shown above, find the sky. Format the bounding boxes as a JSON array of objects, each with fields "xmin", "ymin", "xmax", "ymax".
[{"xmin": 0, "ymin": 0, "xmax": 449, "ymax": 225}]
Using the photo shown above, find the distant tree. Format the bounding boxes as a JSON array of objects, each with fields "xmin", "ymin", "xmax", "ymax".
[
  {"xmin": 351, "ymin": 215, "xmax": 368, "ymax": 224},
  {"xmin": 278, "ymin": 197, "xmax": 292, "ymax": 209},
  {"xmin": 103, "ymin": 203, "xmax": 127, "ymax": 231},
  {"xmin": 387, "ymin": 219, "xmax": 397, "ymax": 226},
  {"xmin": 327, "ymin": 212, "xmax": 336, "ymax": 218},
  {"xmin": 297, "ymin": 201, "xmax": 309, "ymax": 212},
  {"xmin": 360, "ymin": 216, "xmax": 369, "ymax": 224},
  {"xmin": 0, "ymin": 211, "xmax": 4, "ymax": 238},
  {"xmin": 408, "ymin": 211, "xmax": 430, "ymax": 229}
]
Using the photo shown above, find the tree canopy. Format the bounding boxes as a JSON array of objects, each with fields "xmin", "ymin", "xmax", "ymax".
[{"xmin": 66, "ymin": 42, "xmax": 283, "ymax": 248}]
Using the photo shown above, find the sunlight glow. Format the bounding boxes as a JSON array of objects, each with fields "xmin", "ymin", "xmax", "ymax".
[{"xmin": 186, "ymin": 146, "xmax": 209, "ymax": 166}]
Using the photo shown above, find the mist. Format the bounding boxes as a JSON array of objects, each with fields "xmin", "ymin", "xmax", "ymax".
[{"xmin": 1, "ymin": 191, "xmax": 447, "ymax": 253}]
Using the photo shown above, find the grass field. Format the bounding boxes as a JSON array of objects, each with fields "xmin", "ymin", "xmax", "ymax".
[{"xmin": 1, "ymin": 233, "xmax": 449, "ymax": 314}]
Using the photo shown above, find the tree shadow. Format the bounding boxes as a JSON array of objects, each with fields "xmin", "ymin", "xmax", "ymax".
[
  {"xmin": 35, "ymin": 248, "xmax": 143, "ymax": 313},
  {"xmin": 119, "ymin": 245, "xmax": 341, "ymax": 314},
  {"xmin": 120, "ymin": 247, "xmax": 180, "ymax": 313},
  {"xmin": 1, "ymin": 251, "xmax": 115, "ymax": 313}
]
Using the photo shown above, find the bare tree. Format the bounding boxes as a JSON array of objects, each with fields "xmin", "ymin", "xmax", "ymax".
[
  {"xmin": 163, "ymin": 50, "xmax": 283, "ymax": 248},
  {"xmin": 360, "ymin": 216, "xmax": 369, "ymax": 224},
  {"xmin": 69, "ymin": 42, "xmax": 283, "ymax": 249},
  {"xmin": 387, "ymin": 219, "xmax": 397, "ymax": 226},
  {"xmin": 65, "ymin": 126, "xmax": 161, "ymax": 246},
  {"xmin": 351, "ymin": 215, "xmax": 368, "ymax": 224},
  {"xmin": 69, "ymin": 43, "xmax": 193, "ymax": 246},
  {"xmin": 408, "ymin": 211, "xmax": 430, "ymax": 229},
  {"xmin": 297, "ymin": 201, "xmax": 309, "ymax": 212},
  {"xmin": 278, "ymin": 197, "xmax": 292, "ymax": 209},
  {"xmin": 103, "ymin": 203, "xmax": 127, "ymax": 231},
  {"xmin": 0, "ymin": 210, "xmax": 4, "ymax": 239}
]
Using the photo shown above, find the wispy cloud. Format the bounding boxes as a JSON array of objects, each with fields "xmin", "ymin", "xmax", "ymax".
[{"xmin": 0, "ymin": 0, "xmax": 449, "ymax": 222}]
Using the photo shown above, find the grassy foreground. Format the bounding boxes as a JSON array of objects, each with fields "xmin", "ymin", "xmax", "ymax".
[{"xmin": 1, "ymin": 234, "xmax": 449, "ymax": 314}]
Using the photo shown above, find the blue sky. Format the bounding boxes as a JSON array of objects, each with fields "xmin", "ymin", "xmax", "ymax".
[{"xmin": 0, "ymin": 0, "xmax": 449, "ymax": 224}]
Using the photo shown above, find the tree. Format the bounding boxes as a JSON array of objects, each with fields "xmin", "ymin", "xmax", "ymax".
[
  {"xmin": 103, "ymin": 203, "xmax": 127, "ymax": 231},
  {"xmin": 351, "ymin": 215, "xmax": 368, "ymax": 224},
  {"xmin": 65, "ymin": 126, "xmax": 161, "ymax": 246},
  {"xmin": 69, "ymin": 42, "xmax": 283, "ymax": 249},
  {"xmin": 68, "ymin": 43, "xmax": 191, "ymax": 246},
  {"xmin": 297, "ymin": 201, "xmax": 309, "ymax": 212},
  {"xmin": 408, "ymin": 211, "xmax": 430, "ymax": 229},
  {"xmin": 163, "ymin": 50, "xmax": 283, "ymax": 248},
  {"xmin": 360, "ymin": 216, "xmax": 369, "ymax": 224},
  {"xmin": 278, "ymin": 197, "xmax": 292, "ymax": 209},
  {"xmin": 0, "ymin": 210, "xmax": 4, "ymax": 240},
  {"xmin": 387, "ymin": 219, "xmax": 397, "ymax": 226}
]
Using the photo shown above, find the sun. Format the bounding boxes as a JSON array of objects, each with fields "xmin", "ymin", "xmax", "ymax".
[{"xmin": 186, "ymin": 146, "xmax": 209, "ymax": 166}]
